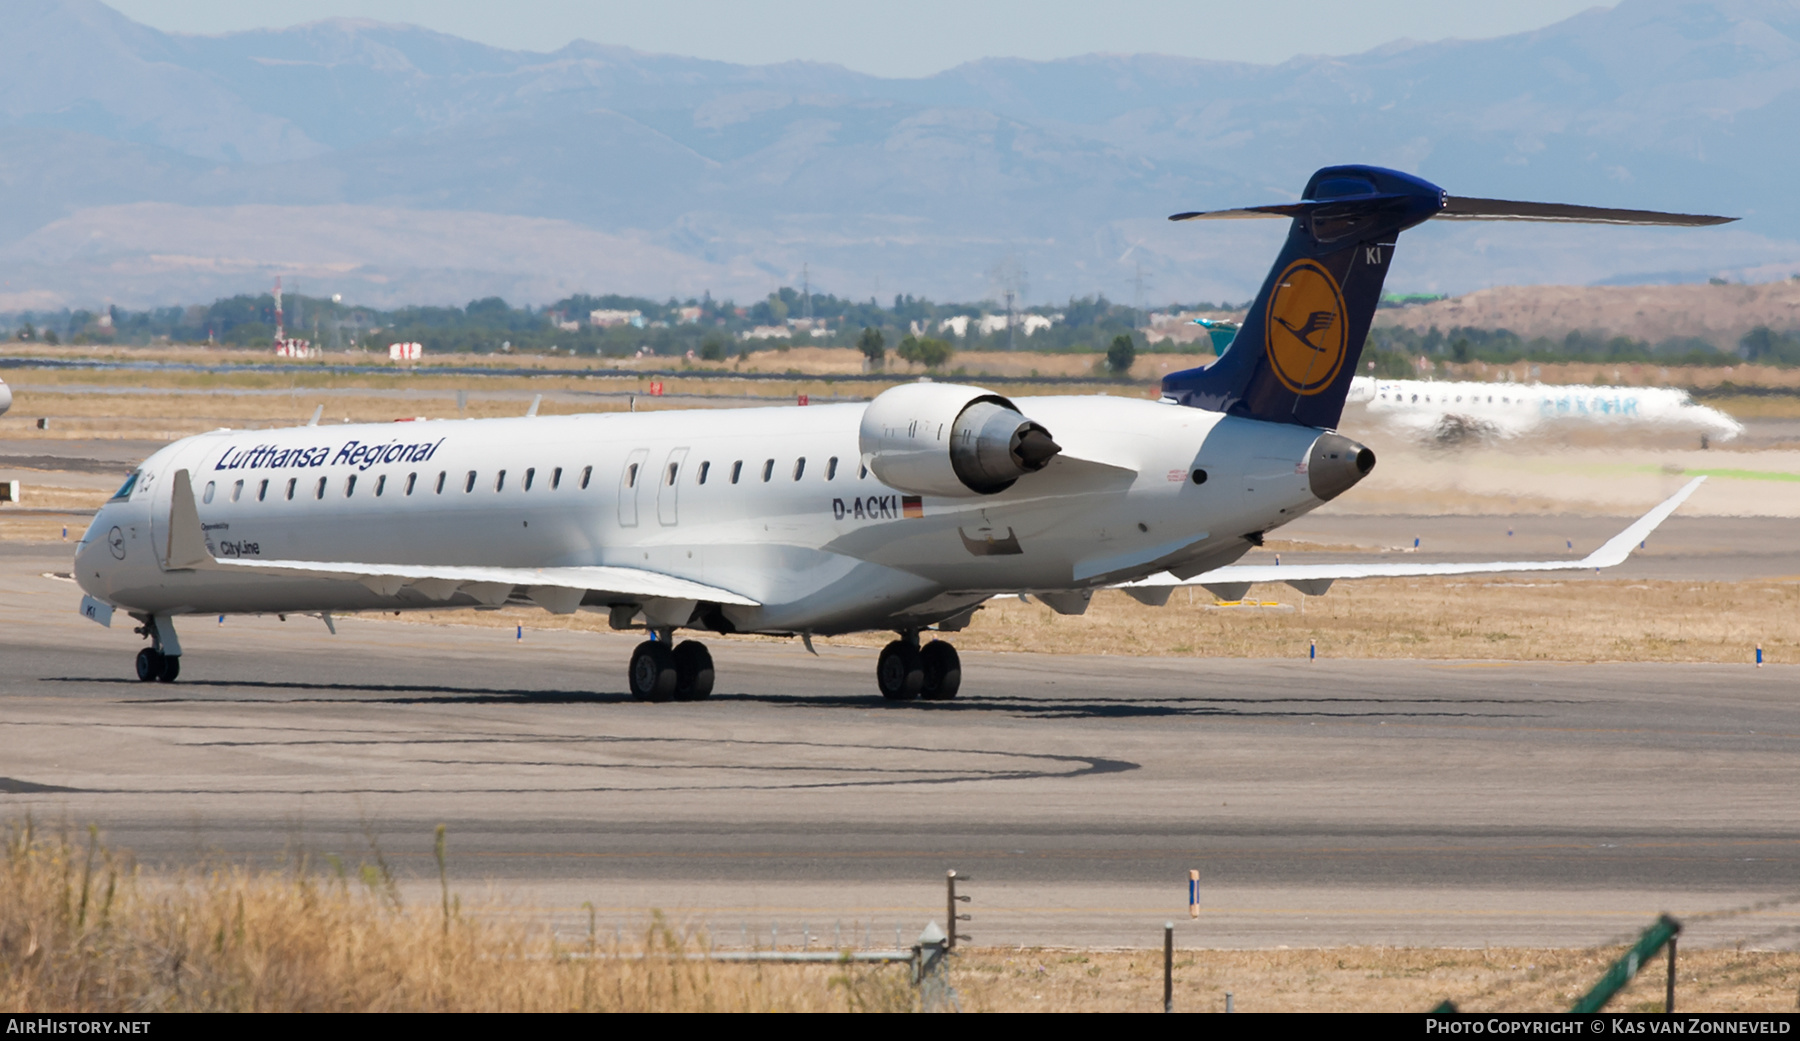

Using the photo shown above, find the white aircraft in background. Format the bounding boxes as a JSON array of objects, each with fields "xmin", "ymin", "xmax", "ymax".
[
  {"xmin": 0, "ymin": 376, "xmax": 11, "ymax": 416},
  {"xmin": 1347, "ymin": 376, "xmax": 1743, "ymax": 443},
  {"xmin": 71, "ymin": 165, "xmax": 1729, "ymax": 699}
]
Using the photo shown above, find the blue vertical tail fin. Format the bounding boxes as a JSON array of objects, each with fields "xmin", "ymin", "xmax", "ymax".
[
  {"xmin": 1160, "ymin": 165, "xmax": 1734, "ymax": 430},
  {"xmin": 1159, "ymin": 165, "xmax": 1441, "ymax": 429}
]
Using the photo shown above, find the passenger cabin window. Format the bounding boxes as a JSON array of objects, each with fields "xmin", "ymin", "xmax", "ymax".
[
  {"xmin": 231, "ymin": 480, "xmax": 243, "ymax": 502},
  {"xmin": 793, "ymin": 458, "xmax": 805, "ymax": 481},
  {"xmin": 524, "ymin": 467, "xmax": 535, "ymax": 491},
  {"xmin": 580, "ymin": 466, "xmax": 592, "ymax": 490},
  {"xmin": 286, "ymin": 478, "xmax": 297, "ymax": 501},
  {"xmin": 108, "ymin": 472, "xmax": 139, "ymax": 502},
  {"xmin": 314, "ymin": 476, "xmax": 327, "ymax": 500},
  {"xmin": 697, "ymin": 461, "xmax": 710, "ymax": 485},
  {"xmin": 827, "ymin": 457, "xmax": 838, "ymax": 480},
  {"xmin": 257, "ymin": 479, "xmax": 268, "ymax": 502},
  {"xmin": 203, "ymin": 481, "xmax": 215, "ymax": 504},
  {"xmin": 495, "ymin": 470, "xmax": 506, "ymax": 492},
  {"xmin": 626, "ymin": 463, "xmax": 639, "ymax": 488},
  {"xmin": 344, "ymin": 475, "xmax": 357, "ymax": 497},
  {"xmin": 762, "ymin": 459, "xmax": 774, "ymax": 482},
  {"xmin": 730, "ymin": 461, "xmax": 743, "ymax": 484},
  {"xmin": 435, "ymin": 471, "xmax": 446, "ymax": 494},
  {"xmin": 666, "ymin": 462, "xmax": 679, "ymax": 486},
  {"xmin": 465, "ymin": 471, "xmax": 477, "ymax": 493},
  {"xmin": 405, "ymin": 472, "xmax": 417, "ymax": 496},
  {"xmin": 375, "ymin": 474, "xmax": 387, "ymax": 497},
  {"xmin": 551, "ymin": 466, "xmax": 562, "ymax": 490}
]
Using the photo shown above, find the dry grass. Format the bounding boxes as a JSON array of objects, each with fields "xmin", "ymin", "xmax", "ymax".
[
  {"xmin": 4, "ymin": 822, "xmax": 1794, "ymax": 1012},
  {"xmin": 0, "ymin": 820, "xmax": 913, "ymax": 1013},
  {"xmin": 387, "ymin": 579, "xmax": 1800, "ymax": 666},
  {"xmin": 954, "ymin": 946, "xmax": 1800, "ymax": 1013}
]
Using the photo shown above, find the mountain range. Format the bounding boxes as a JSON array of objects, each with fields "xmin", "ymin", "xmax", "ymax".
[{"xmin": 2, "ymin": 0, "xmax": 1799, "ymax": 311}]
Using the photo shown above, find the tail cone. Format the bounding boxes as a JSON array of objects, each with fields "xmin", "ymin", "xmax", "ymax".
[{"xmin": 1308, "ymin": 432, "xmax": 1374, "ymax": 502}]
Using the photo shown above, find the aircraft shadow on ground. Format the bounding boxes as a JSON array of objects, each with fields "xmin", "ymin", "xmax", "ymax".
[{"xmin": 45, "ymin": 674, "xmax": 1579, "ymax": 721}]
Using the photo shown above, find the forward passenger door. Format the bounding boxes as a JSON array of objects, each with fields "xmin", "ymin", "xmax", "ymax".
[{"xmin": 658, "ymin": 448, "xmax": 688, "ymax": 526}]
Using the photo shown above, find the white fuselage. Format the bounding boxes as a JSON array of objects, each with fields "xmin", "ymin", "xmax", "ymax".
[
  {"xmin": 1347, "ymin": 376, "xmax": 1743, "ymax": 440},
  {"xmin": 74, "ymin": 396, "xmax": 1333, "ymax": 635}
]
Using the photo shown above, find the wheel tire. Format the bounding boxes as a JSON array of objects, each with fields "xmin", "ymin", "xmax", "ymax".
[
  {"xmin": 671, "ymin": 640, "xmax": 714, "ymax": 701},
  {"xmin": 156, "ymin": 654, "xmax": 180, "ymax": 684},
  {"xmin": 876, "ymin": 641, "xmax": 924, "ymax": 701},
  {"xmin": 628, "ymin": 640, "xmax": 677, "ymax": 702},
  {"xmin": 919, "ymin": 641, "xmax": 961, "ymax": 700},
  {"xmin": 135, "ymin": 648, "xmax": 162, "ymax": 683}
]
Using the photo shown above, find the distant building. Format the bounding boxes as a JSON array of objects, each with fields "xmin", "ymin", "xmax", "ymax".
[
  {"xmin": 274, "ymin": 340, "xmax": 317, "ymax": 358},
  {"xmin": 389, "ymin": 342, "xmax": 423, "ymax": 362},
  {"xmin": 741, "ymin": 325, "xmax": 790, "ymax": 340},
  {"xmin": 946, "ymin": 313, "xmax": 1055, "ymax": 338},
  {"xmin": 677, "ymin": 306, "xmax": 703, "ymax": 323},
  {"xmin": 590, "ymin": 309, "xmax": 645, "ymax": 328}
]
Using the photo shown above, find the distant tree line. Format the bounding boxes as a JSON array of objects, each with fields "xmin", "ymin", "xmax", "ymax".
[
  {"xmin": 9, "ymin": 289, "xmax": 1796, "ymax": 369},
  {"xmin": 0, "ymin": 288, "xmax": 1238, "ymax": 359},
  {"xmin": 1362, "ymin": 325, "xmax": 1800, "ymax": 370}
]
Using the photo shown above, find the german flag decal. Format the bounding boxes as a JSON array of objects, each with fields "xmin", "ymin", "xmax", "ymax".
[{"xmin": 902, "ymin": 495, "xmax": 924, "ymax": 518}]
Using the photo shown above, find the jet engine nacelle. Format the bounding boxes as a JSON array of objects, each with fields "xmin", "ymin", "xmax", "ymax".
[{"xmin": 858, "ymin": 382, "xmax": 1061, "ymax": 496}]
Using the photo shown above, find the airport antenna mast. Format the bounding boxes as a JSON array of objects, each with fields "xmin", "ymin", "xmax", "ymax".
[{"xmin": 273, "ymin": 276, "xmax": 285, "ymax": 344}]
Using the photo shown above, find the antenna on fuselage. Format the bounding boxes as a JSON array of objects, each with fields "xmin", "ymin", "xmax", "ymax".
[
  {"xmin": 306, "ymin": 405, "xmax": 322, "ymax": 427},
  {"xmin": 525, "ymin": 394, "xmax": 541, "ymax": 418}
]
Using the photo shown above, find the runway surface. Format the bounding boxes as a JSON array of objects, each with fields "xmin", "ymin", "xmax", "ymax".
[{"xmin": 2, "ymin": 547, "xmax": 1797, "ymax": 950}]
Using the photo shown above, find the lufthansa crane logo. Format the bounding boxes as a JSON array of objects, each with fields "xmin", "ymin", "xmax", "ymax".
[{"xmin": 1264, "ymin": 258, "xmax": 1348, "ymax": 396}]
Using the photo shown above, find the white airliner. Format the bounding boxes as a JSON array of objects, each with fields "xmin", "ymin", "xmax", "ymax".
[
  {"xmin": 71, "ymin": 166, "xmax": 1731, "ymax": 699},
  {"xmin": 1347, "ymin": 376, "xmax": 1743, "ymax": 442}
]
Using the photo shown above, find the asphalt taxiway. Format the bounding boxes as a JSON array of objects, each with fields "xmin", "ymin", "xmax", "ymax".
[{"xmin": 2, "ymin": 546, "xmax": 1796, "ymax": 950}]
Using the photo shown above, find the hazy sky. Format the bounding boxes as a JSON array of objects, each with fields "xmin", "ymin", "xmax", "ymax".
[{"xmin": 105, "ymin": 0, "xmax": 1616, "ymax": 77}]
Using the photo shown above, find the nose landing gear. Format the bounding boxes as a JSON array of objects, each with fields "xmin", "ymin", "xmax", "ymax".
[
  {"xmin": 130, "ymin": 613, "xmax": 181, "ymax": 683},
  {"xmin": 134, "ymin": 647, "xmax": 179, "ymax": 683}
]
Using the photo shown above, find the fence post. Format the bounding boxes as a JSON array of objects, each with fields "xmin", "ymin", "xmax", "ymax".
[
  {"xmin": 946, "ymin": 869, "xmax": 971, "ymax": 949},
  {"xmin": 1164, "ymin": 922, "xmax": 1174, "ymax": 1012},
  {"xmin": 1666, "ymin": 936, "xmax": 1678, "ymax": 1013}
]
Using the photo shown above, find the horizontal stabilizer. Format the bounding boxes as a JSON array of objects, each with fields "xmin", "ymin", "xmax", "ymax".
[
  {"xmin": 1437, "ymin": 197, "xmax": 1735, "ymax": 226},
  {"xmin": 1120, "ymin": 478, "xmax": 1703, "ymax": 590}
]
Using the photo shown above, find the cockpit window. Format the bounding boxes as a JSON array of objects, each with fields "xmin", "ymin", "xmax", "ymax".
[{"xmin": 108, "ymin": 471, "xmax": 139, "ymax": 502}]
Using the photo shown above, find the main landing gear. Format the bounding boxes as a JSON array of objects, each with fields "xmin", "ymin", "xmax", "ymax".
[
  {"xmin": 877, "ymin": 635, "xmax": 960, "ymax": 701},
  {"xmin": 628, "ymin": 635, "xmax": 714, "ymax": 702},
  {"xmin": 131, "ymin": 614, "xmax": 180, "ymax": 683}
]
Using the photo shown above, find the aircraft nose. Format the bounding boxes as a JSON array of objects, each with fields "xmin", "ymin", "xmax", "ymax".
[{"xmin": 1308, "ymin": 432, "xmax": 1375, "ymax": 502}]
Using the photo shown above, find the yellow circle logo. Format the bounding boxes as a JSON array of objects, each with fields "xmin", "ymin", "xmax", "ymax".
[{"xmin": 1264, "ymin": 259, "xmax": 1347, "ymax": 396}]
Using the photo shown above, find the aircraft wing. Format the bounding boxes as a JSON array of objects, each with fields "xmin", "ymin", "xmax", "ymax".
[
  {"xmin": 201, "ymin": 557, "xmax": 759, "ymax": 606},
  {"xmin": 162, "ymin": 469, "xmax": 758, "ymax": 609},
  {"xmin": 1119, "ymin": 477, "xmax": 1704, "ymax": 596}
]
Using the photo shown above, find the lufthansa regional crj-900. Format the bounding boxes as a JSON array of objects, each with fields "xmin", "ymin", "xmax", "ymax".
[{"xmin": 72, "ymin": 166, "xmax": 1729, "ymax": 700}]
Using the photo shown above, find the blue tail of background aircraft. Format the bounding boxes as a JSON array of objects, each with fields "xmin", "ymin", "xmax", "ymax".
[{"xmin": 1159, "ymin": 165, "xmax": 1734, "ymax": 431}]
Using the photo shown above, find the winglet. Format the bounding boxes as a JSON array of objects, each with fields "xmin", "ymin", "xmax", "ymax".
[
  {"xmin": 1578, "ymin": 477, "xmax": 1705, "ymax": 569},
  {"xmin": 164, "ymin": 469, "xmax": 214, "ymax": 571}
]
